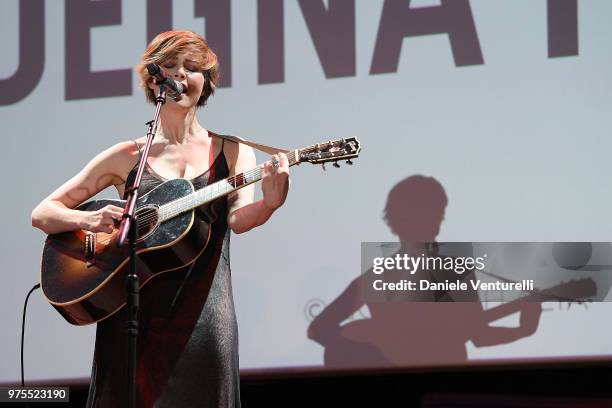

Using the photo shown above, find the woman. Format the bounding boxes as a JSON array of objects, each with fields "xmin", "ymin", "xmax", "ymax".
[{"xmin": 31, "ymin": 30, "xmax": 289, "ymax": 407}]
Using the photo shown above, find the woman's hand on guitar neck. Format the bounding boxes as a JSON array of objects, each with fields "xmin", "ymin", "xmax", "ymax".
[
  {"xmin": 81, "ymin": 205, "xmax": 124, "ymax": 233},
  {"xmin": 227, "ymin": 152, "xmax": 289, "ymax": 234},
  {"xmin": 261, "ymin": 153, "xmax": 290, "ymax": 212}
]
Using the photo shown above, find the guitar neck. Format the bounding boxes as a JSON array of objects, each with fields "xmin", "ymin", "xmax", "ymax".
[{"xmin": 158, "ymin": 150, "xmax": 299, "ymax": 222}]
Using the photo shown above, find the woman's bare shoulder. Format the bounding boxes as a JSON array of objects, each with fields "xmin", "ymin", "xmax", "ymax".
[
  {"xmin": 95, "ymin": 140, "xmax": 139, "ymax": 157},
  {"xmin": 101, "ymin": 140, "xmax": 141, "ymax": 169},
  {"xmin": 83, "ymin": 140, "xmax": 143, "ymax": 187}
]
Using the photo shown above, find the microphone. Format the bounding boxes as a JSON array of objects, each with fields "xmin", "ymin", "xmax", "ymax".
[{"xmin": 146, "ymin": 63, "xmax": 187, "ymax": 101}]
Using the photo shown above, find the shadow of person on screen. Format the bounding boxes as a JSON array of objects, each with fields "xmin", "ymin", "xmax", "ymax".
[{"xmin": 307, "ymin": 175, "xmax": 542, "ymax": 368}]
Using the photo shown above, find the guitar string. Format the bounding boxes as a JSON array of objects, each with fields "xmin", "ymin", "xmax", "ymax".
[
  {"xmin": 117, "ymin": 147, "xmax": 349, "ymax": 231},
  {"xmin": 90, "ymin": 144, "xmax": 353, "ymax": 245},
  {"xmin": 128, "ymin": 153, "xmax": 295, "ymax": 225},
  {"xmin": 95, "ymin": 148, "xmax": 353, "ymax": 245},
  {"xmin": 128, "ymin": 163, "xmax": 266, "ymax": 227},
  {"xmin": 95, "ymin": 147, "xmax": 349, "ymax": 245},
  {"xmin": 94, "ymin": 156, "xmax": 291, "ymax": 245}
]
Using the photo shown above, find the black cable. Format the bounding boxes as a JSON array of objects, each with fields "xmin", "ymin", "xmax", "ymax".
[{"xmin": 21, "ymin": 283, "xmax": 40, "ymax": 387}]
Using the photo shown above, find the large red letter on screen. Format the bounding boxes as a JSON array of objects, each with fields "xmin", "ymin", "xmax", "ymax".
[
  {"xmin": 298, "ymin": 0, "xmax": 356, "ymax": 78},
  {"xmin": 0, "ymin": 0, "xmax": 44, "ymax": 106},
  {"xmin": 258, "ymin": 0, "xmax": 284, "ymax": 84},
  {"xmin": 194, "ymin": 0, "xmax": 232, "ymax": 87},
  {"xmin": 370, "ymin": 0, "xmax": 484, "ymax": 74},
  {"xmin": 147, "ymin": 0, "xmax": 173, "ymax": 43},
  {"xmin": 548, "ymin": 0, "xmax": 578, "ymax": 57},
  {"xmin": 65, "ymin": 0, "xmax": 132, "ymax": 100}
]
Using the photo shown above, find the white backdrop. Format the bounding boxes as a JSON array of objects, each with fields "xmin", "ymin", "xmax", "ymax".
[{"xmin": 1, "ymin": 0, "xmax": 612, "ymax": 383}]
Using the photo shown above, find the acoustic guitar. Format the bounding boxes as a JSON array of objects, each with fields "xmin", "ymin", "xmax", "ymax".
[{"xmin": 41, "ymin": 138, "xmax": 361, "ymax": 325}]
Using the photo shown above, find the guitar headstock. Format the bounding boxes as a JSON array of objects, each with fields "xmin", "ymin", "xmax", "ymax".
[{"xmin": 298, "ymin": 137, "xmax": 361, "ymax": 167}]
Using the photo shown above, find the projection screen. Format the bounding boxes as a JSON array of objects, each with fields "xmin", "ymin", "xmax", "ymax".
[{"xmin": 1, "ymin": 0, "xmax": 611, "ymax": 383}]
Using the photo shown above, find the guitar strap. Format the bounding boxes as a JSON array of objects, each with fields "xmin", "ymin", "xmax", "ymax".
[{"xmin": 214, "ymin": 133, "xmax": 290, "ymax": 155}]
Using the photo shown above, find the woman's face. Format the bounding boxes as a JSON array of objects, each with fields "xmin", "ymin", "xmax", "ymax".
[{"xmin": 148, "ymin": 51, "xmax": 205, "ymax": 108}]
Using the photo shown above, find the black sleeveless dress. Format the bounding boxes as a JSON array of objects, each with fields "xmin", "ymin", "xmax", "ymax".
[{"xmin": 86, "ymin": 136, "xmax": 241, "ymax": 408}]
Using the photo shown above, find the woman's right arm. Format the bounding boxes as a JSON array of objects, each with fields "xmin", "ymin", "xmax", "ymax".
[{"xmin": 31, "ymin": 142, "xmax": 137, "ymax": 235}]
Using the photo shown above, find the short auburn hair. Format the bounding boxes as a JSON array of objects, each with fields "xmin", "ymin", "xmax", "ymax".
[{"xmin": 136, "ymin": 30, "xmax": 219, "ymax": 107}]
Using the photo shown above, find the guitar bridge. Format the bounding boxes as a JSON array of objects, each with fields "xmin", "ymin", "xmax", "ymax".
[{"xmin": 84, "ymin": 232, "xmax": 96, "ymax": 267}]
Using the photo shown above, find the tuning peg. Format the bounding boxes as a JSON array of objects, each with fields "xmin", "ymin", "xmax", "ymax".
[
  {"xmin": 346, "ymin": 159, "xmax": 353, "ymax": 165},
  {"xmin": 333, "ymin": 161, "xmax": 340, "ymax": 168}
]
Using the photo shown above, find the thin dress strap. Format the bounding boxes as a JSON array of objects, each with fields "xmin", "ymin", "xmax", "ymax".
[
  {"xmin": 132, "ymin": 140, "xmax": 142, "ymax": 161},
  {"xmin": 133, "ymin": 140, "xmax": 142, "ymax": 153},
  {"xmin": 123, "ymin": 141, "xmax": 143, "ymax": 197},
  {"xmin": 207, "ymin": 133, "xmax": 225, "ymax": 182}
]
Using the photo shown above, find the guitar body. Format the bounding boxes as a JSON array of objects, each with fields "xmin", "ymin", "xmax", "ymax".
[{"xmin": 41, "ymin": 178, "xmax": 212, "ymax": 325}]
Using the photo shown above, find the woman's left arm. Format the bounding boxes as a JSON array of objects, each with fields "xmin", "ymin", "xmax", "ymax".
[{"xmin": 227, "ymin": 142, "xmax": 289, "ymax": 234}]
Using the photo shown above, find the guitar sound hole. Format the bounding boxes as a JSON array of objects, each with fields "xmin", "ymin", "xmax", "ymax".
[{"xmin": 135, "ymin": 206, "xmax": 159, "ymax": 241}]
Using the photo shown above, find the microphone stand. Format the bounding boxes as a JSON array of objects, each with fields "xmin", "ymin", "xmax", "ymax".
[{"xmin": 117, "ymin": 84, "xmax": 167, "ymax": 408}]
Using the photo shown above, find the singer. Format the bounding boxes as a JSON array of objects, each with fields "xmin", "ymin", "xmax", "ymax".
[{"xmin": 31, "ymin": 30, "xmax": 289, "ymax": 407}]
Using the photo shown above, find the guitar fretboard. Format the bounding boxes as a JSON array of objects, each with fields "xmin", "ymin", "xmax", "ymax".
[{"xmin": 158, "ymin": 150, "xmax": 299, "ymax": 222}]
